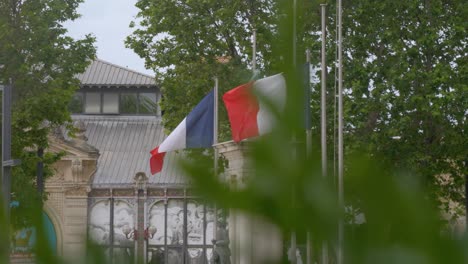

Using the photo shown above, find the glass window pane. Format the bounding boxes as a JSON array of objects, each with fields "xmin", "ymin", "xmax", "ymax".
[
  {"xmin": 85, "ymin": 92, "xmax": 101, "ymax": 113},
  {"xmin": 89, "ymin": 200, "xmax": 111, "ymax": 245},
  {"xmin": 186, "ymin": 248, "xmax": 204, "ymax": 264},
  {"xmin": 206, "ymin": 248, "xmax": 213, "ymax": 264},
  {"xmin": 103, "ymin": 93, "xmax": 119, "ymax": 114},
  {"xmin": 148, "ymin": 247, "xmax": 165, "ymax": 264},
  {"xmin": 167, "ymin": 248, "xmax": 183, "ymax": 264},
  {"xmin": 120, "ymin": 93, "xmax": 138, "ymax": 114},
  {"xmin": 113, "ymin": 247, "xmax": 134, "ymax": 264},
  {"xmin": 167, "ymin": 200, "xmax": 184, "ymax": 245},
  {"xmin": 139, "ymin": 93, "xmax": 157, "ymax": 114},
  {"xmin": 187, "ymin": 201, "xmax": 203, "ymax": 245},
  {"xmin": 205, "ymin": 207, "xmax": 215, "ymax": 246},
  {"xmin": 69, "ymin": 92, "xmax": 83, "ymax": 113},
  {"xmin": 113, "ymin": 200, "xmax": 135, "ymax": 246},
  {"xmin": 104, "ymin": 248, "xmax": 111, "ymax": 262},
  {"xmin": 148, "ymin": 201, "xmax": 165, "ymax": 245}
]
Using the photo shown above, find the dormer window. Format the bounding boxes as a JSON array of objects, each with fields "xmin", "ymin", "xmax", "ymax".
[
  {"xmin": 73, "ymin": 59, "xmax": 159, "ymax": 116},
  {"xmin": 69, "ymin": 91, "xmax": 159, "ymax": 115}
]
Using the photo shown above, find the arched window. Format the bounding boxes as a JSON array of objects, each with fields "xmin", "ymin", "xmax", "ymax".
[{"xmin": 11, "ymin": 212, "xmax": 57, "ymax": 256}]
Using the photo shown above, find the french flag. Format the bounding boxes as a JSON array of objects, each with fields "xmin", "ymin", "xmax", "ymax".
[
  {"xmin": 223, "ymin": 74, "xmax": 286, "ymax": 142},
  {"xmin": 150, "ymin": 90, "xmax": 214, "ymax": 174}
]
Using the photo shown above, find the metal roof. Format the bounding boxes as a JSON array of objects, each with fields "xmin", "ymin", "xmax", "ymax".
[
  {"xmin": 70, "ymin": 115, "xmax": 190, "ymax": 187},
  {"xmin": 76, "ymin": 59, "xmax": 156, "ymax": 87}
]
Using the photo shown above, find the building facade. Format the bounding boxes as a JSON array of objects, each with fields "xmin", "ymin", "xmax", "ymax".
[{"xmin": 11, "ymin": 59, "xmax": 282, "ymax": 264}]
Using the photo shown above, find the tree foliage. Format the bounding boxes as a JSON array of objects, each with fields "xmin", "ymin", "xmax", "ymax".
[
  {"xmin": 128, "ymin": 0, "xmax": 466, "ymax": 214},
  {"xmin": 336, "ymin": 0, "xmax": 467, "ymax": 218},
  {"xmin": 0, "ymin": 0, "xmax": 96, "ymax": 228},
  {"xmin": 126, "ymin": 0, "xmax": 292, "ymax": 140},
  {"xmin": 127, "ymin": 1, "xmax": 467, "ymax": 260}
]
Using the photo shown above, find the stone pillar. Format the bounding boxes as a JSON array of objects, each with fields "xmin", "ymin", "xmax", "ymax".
[
  {"xmin": 215, "ymin": 141, "xmax": 282, "ymax": 264},
  {"xmin": 62, "ymin": 186, "xmax": 90, "ymax": 258},
  {"xmin": 134, "ymin": 172, "xmax": 148, "ymax": 263},
  {"xmin": 44, "ymin": 124, "xmax": 99, "ymax": 261}
]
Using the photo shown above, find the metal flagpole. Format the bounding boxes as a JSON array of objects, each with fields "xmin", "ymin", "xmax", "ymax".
[
  {"xmin": 320, "ymin": 4, "xmax": 329, "ymax": 264},
  {"xmin": 252, "ymin": 29, "xmax": 257, "ymax": 72},
  {"xmin": 290, "ymin": 0, "xmax": 298, "ymax": 263},
  {"xmin": 213, "ymin": 77, "xmax": 219, "ymax": 240},
  {"xmin": 337, "ymin": 0, "xmax": 344, "ymax": 263},
  {"xmin": 305, "ymin": 49, "xmax": 312, "ymax": 264}
]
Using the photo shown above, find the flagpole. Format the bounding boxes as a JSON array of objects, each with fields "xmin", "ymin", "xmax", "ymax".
[
  {"xmin": 337, "ymin": 0, "xmax": 344, "ymax": 263},
  {"xmin": 320, "ymin": 4, "xmax": 329, "ymax": 264},
  {"xmin": 252, "ymin": 29, "xmax": 257, "ymax": 72},
  {"xmin": 213, "ymin": 77, "xmax": 219, "ymax": 242},
  {"xmin": 306, "ymin": 49, "xmax": 312, "ymax": 264},
  {"xmin": 290, "ymin": 0, "xmax": 298, "ymax": 263}
]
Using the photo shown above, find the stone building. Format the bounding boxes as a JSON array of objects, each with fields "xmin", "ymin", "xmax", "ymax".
[{"xmin": 11, "ymin": 59, "xmax": 282, "ymax": 264}]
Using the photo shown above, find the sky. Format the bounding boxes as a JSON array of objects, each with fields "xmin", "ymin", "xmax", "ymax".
[{"xmin": 64, "ymin": 0, "xmax": 153, "ymax": 76}]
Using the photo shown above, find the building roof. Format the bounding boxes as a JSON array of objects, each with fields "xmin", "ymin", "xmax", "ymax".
[
  {"xmin": 76, "ymin": 59, "xmax": 156, "ymax": 87},
  {"xmin": 70, "ymin": 115, "xmax": 189, "ymax": 188}
]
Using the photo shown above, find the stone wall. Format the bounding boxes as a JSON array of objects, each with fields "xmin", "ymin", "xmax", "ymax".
[
  {"xmin": 43, "ymin": 131, "xmax": 98, "ymax": 261},
  {"xmin": 216, "ymin": 140, "xmax": 283, "ymax": 264}
]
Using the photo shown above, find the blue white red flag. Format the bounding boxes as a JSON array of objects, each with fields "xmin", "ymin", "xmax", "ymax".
[
  {"xmin": 150, "ymin": 90, "xmax": 214, "ymax": 174},
  {"xmin": 223, "ymin": 74, "xmax": 286, "ymax": 142}
]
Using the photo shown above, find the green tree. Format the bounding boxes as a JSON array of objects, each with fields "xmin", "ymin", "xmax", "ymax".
[
  {"xmin": 128, "ymin": 0, "xmax": 467, "ymax": 261},
  {"xmin": 128, "ymin": 0, "xmax": 466, "ymax": 214},
  {"xmin": 126, "ymin": 0, "xmax": 289, "ymax": 140},
  {"xmin": 0, "ymin": 0, "xmax": 96, "ymax": 229},
  {"xmin": 335, "ymin": 0, "xmax": 468, "ymax": 219}
]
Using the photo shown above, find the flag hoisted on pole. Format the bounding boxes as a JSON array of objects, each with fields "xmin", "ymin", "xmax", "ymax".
[
  {"xmin": 149, "ymin": 90, "xmax": 214, "ymax": 175},
  {"xmin": 223, "ymin": 74, "xmax": 287, "ymax": 142}
]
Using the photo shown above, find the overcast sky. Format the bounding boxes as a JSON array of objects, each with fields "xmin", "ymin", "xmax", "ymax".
[{"xmin": 64, "ymin": 0, "xmax": 153, "ymax": 76}]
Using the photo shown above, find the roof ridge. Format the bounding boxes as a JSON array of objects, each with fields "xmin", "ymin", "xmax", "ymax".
[{"xmin": 95, "ymin": 58, "xmax": 155, "ymax": 79}]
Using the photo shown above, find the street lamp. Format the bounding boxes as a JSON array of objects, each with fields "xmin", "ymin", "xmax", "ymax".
[
  {"xmin": 146, "ymin": 226, "xmax": 157, "ymax": 239},
  {"xmin": 122, "ymin": 225, "xmax": 157, "ymax": 240},
  {"xmin": 122, "ymin": 225, "xmax": 136, "ymax": 240}
]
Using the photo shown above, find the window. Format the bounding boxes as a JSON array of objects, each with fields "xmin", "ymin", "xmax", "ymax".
[
  {"xmin": 85, "ymin": 92, "xmax": 101, "ymax": 114},
  {"xmin": 89, "ymin": 198, "xmax": 136, "ymax": 263},
  {"xmin": 73, "ymin": 91, "xmax": 159, "ymax": 115},
  {"xmin": 147, "ymin": 199, "xmax": 215, "ymax": 263},
  {"xmin": 103, "ymin": 93, "xmax": 119, "ymax": 114},
  {"xmin": 120, "ymin": 93, "xmax": 138, "ymax": 114},
  {"xmin": 88, "ymin": 192, "xmax": 219, "ymax": 263},
  {"xmin": 69, "ymin": 92, "xmax": 84, "ymax": 113},
  {"xmin": 139, "ymin": 93, "xmax": 158, "ymax": 114}
]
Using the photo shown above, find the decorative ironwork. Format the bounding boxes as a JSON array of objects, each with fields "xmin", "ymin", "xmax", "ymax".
[
  {"xmin": 147, "ymin": 188, "xmax": 165, "ymax": 197},
  {"xmin": 134, "ymin": 172, "xmax": 148, "ymax": 190},
  {"xmin": 113, "ymin": 188, "xmax": 134, "ymax": 197},
  {"xmin": 88, "ymin": 188, "xmax": 219, "ymax": 263},
  {"xmin": 185, "ymin": 188, "xmax": 199, "ymax": 197},
  {"xmin": 89, "ymin": 189, "xmax": 110, "ymax": 197},
  {"xmin": 166, "ymin": 188, "xmax": 184, "ymax": 197},
  {"xmin": 146, "ymin": 199, "xmax": 217, "ymax": 263}
]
